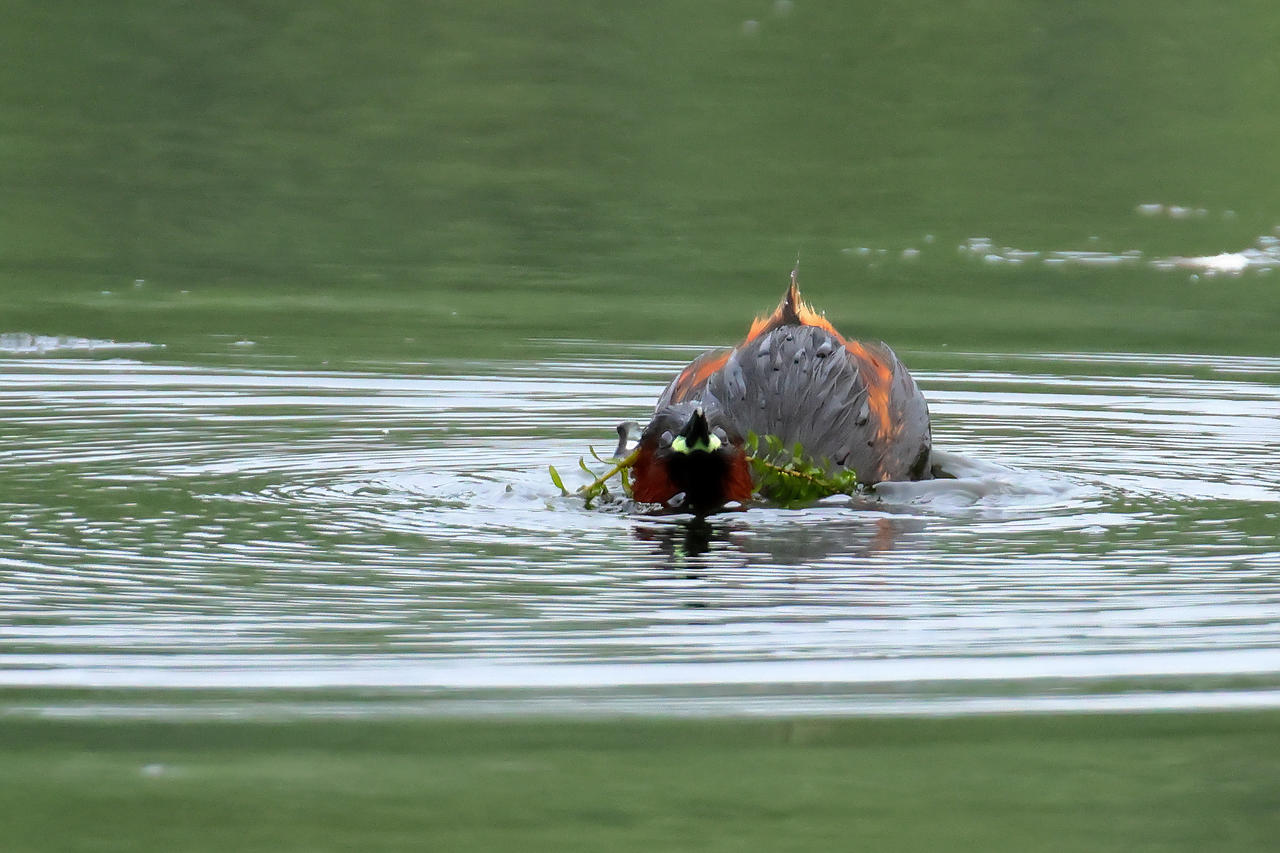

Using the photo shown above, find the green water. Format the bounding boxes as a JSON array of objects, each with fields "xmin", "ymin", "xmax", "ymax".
[
  {"xmin": 4, "ymin": 1, "xmax": 1279, "ymax": 358},
  {"xmin": 4, "ymin": 2, "xmax": 1280, "ymax": 848},
  {"xmin": 4, "ymin": 713, "xmax": 1280, "ymax": 852}
]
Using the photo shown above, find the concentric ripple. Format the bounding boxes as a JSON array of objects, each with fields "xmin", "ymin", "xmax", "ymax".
[{"xmin": 2, "ymin": 343, "xmax": 1279, "ymax": 717}]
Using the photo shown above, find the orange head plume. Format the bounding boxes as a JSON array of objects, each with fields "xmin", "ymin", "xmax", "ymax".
[{"xmin": 745, "ymin": 268, "xmax": 841, "ymax": 343}]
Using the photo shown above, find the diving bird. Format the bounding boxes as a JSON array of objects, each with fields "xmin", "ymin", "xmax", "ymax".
[{"xmin": 627, "ymin": 272, "xmax": 932, "ymax": 514}]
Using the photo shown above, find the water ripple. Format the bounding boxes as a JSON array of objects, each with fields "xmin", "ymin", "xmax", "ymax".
[{"xmin": 1, "ymin": 347, "xmax": 1278, "ymax": 717}]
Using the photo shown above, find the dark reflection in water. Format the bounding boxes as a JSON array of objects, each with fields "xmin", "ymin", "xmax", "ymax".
[
  {"xmin": 633, "ymin": 513, "xmax": 916, "ymax": 569},
  {"xmin": 633, "ymin": 517, "xmax": 735, "ymax": 564},
  {"xmin": 748, "ymin": 515, "xmax": 916, "ymax": 564}
]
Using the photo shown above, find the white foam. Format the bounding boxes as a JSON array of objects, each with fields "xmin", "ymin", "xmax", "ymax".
[
  {"xmin": 872, "ymin": 449, "xmax": 1085, "ymax": 509},
  {"xmin": 0, "ymin": 333, "xmax": 160, "ymax": 355}
]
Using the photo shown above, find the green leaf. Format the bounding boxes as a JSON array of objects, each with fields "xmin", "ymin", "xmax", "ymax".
[
  {"xmin": 746, "ymin": 434, "xmax": 859, "ymax": 508},
  {"xmin": 556, "ymin": 447, "xmax": 641, "ymax": 508},
  {"xmin": 548, "ymin": 465, "xmax": 568, "ymax": 495}
]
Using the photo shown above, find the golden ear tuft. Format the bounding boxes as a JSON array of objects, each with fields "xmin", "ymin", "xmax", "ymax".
[{"xmin": 745, "ymin": 270, "xmax": 840, "ymax": 342}]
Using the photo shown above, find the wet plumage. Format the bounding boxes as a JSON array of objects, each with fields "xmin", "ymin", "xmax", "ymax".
[{"xmin": 630, "ymin": 275, "xmax": 932, "ymax": 513}]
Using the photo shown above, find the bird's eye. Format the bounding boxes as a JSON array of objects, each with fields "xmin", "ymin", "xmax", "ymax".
[{"xmin": 659, "ymin": 430, "xmax": 674, "ymax": 447}]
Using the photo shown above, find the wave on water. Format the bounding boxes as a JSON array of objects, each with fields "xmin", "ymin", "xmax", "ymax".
[
  {"xmin": 843, "ymin": 204, "xmax": 1280, "ymax": 276},
  {"xmin": 0, "ymin": 332, "xmax": 161, "ymax": 355},
  {"xmin": 873, "ymin": 448, "xmax": 1088, "ymax": 510},
  {"xmin": 2, "ymin": 348, "xmax": 1278, "ymax": 718}
]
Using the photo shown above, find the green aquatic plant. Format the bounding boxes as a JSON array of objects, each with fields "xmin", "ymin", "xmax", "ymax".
[
  {"xmin": 744, "ymin": 432, "xmax": 860, "ymax": 507},
  {"xmin": 549, "ymin": 446, "xmax": 638, "ymax": 509},
  {"xmin": 549, "ymin": 433, "xmax": 858, "ymax": 510}
]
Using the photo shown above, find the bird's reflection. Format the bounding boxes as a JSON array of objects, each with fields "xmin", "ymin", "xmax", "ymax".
[
  {"xmin": 631, "ymin": 516, "xmax": 741, "ymax": 564},
  {"xmin": 632, "ymin": 508, "xmax": 920, "ymax": 572}
]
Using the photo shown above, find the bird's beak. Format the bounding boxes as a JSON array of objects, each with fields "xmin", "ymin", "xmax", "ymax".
[{"xmin": 672, "ymin": 407, "xmax": 720, "ymax": 453}]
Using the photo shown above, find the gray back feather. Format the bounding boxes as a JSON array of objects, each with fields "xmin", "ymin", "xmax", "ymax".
[{"xmin": 654, "ymin": 325, "xmax": 931, "ymax": 483}]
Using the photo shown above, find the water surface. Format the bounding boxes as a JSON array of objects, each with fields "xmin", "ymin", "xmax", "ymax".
[
  {"xmin": 4, "ymin": 339, "xmax": 1277, "ymax": 717},
  {"xmin": 3, "ymin": 2, "xmax": 1280, "ymax": 720}
]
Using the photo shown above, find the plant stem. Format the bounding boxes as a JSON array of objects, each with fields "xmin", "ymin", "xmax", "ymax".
[
  {"xmin": 751, "ymin": 457, "xmax": 831, "ymax": 489},
  {"xmin": 579, "ymin": 448, "xmax": 640, "ymax": 496}
]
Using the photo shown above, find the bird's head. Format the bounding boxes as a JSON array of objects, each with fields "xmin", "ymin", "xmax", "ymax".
[{"xmin": 629, "ymin": 405, "xmax": 754, "ymax": 515}]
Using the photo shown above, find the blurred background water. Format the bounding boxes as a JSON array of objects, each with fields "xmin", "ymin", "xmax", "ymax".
[{"xmin": 2, "ymin": 1, "xmax": 1279, "ymax": 719}]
